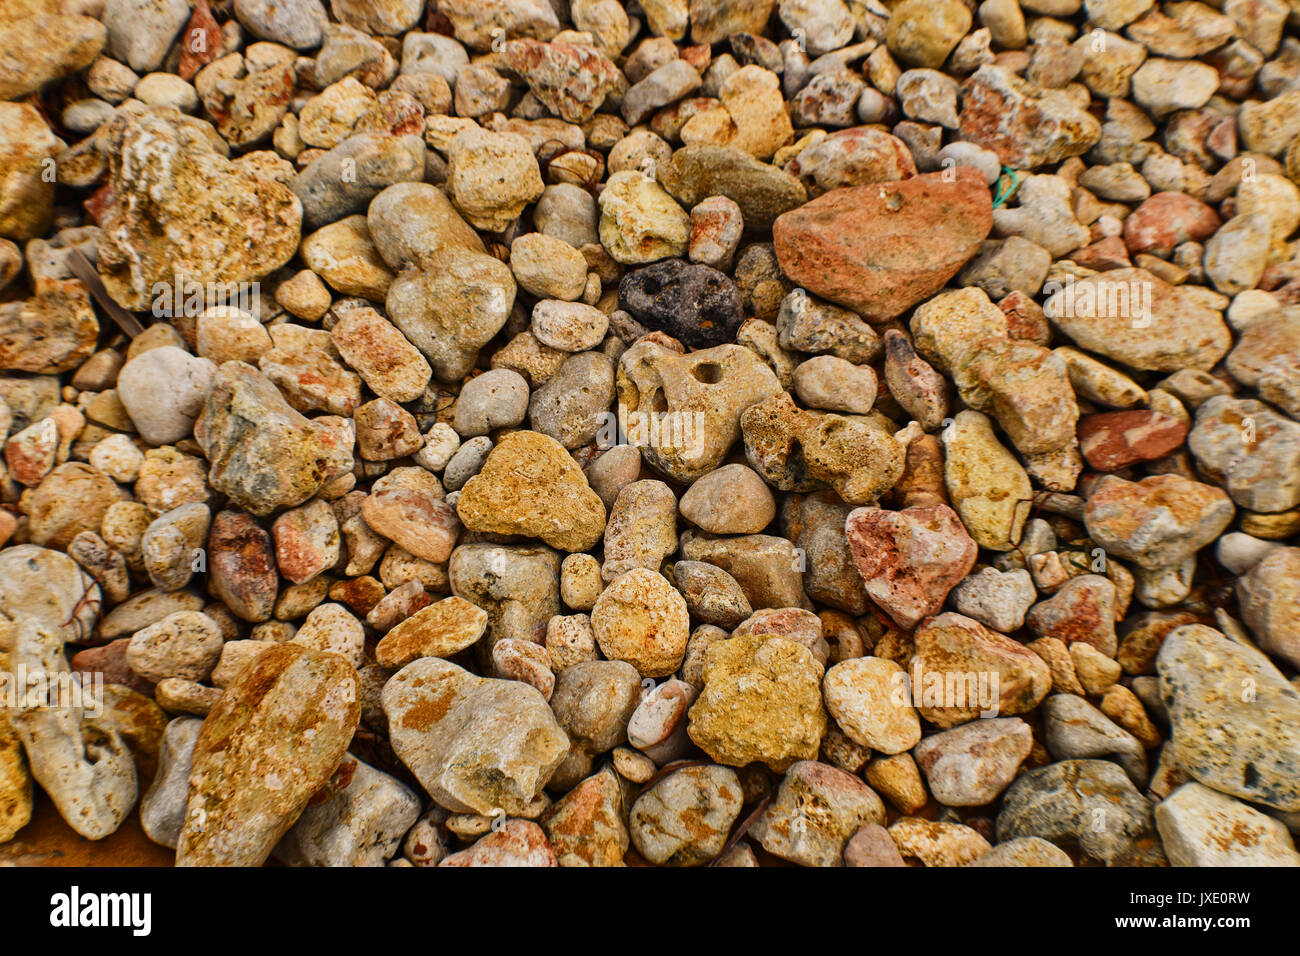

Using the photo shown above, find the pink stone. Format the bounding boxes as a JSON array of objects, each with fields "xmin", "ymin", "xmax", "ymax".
[
  {"xmin": 1123, "ymin": 192, "xmax": 1222, "ymax": 258},
  {"xmin": 438, "ymin": 820, "xmax": 558, "ymax": 867},
  {"xmin": 845, "ymin": 504, "xmax": 978, "ymax": 629}
]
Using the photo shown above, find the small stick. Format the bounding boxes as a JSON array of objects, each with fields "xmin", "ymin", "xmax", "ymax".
[{"xmin": 66, "ymin": 248, "xmax": 146, "ymax": 338}]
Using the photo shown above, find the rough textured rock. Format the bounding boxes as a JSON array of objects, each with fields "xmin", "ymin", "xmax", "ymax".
[
  {"xmin": 97, "ymin": 108, "xmax": 302, "ymax": 312},
  {"xmin": 687, "ymin": 633, "xmax": 827, "ymax": 771},
  {"xmin": 381, "ymin": 656, "xmax": 569, "ymax": 815},
  {"xmin": 195, "ymin": 362, "xmax": 353, "ymax": 516},
  {"xmin": 773, "ymin": 168, "xmax": 992, "ymax": 320},
  {"xmin": 1158, "ymin": 625, "xmax": 1300, "ymax": 811},
  {"xmin": 176, "ymin": 644, "xmax": 360, "ymax": 866}
]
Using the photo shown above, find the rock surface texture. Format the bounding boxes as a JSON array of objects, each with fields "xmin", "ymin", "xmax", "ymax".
[{"xmin": 0, "ymin": 0, "xmax": 1297, "ymax": 877}]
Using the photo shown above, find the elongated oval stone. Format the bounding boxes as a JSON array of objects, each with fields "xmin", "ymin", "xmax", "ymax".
[{"xmin": 176, "ymin": 643, "xmax": 360, "ymax": 866}]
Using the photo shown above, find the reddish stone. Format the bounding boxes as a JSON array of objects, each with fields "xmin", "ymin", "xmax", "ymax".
[
  {"xmin": 1026, "ymin": 574, "xmax": 1118, "ymax": 657},
  {"xmin": 271, "ymin": 500, "xmax": 339, "ymax": 585},
  {"xmin": 1078, "ymin": 410, "xmax": 1189, "ymax": 471},
  {"xmin": 680, "ymin": 43, "xmax": 712, "ymax": 73},
  {"xmin": 364, "ymin": 579, "xmax": 432, "ymax": 631},
  {"xmin": 84, "ymin": 184, "xmax": 113, "ymax": 226},
  {"xmin": 72, "ymin": 639, "xmax": 155, "ymax": 696},
  {"xmin": 845, "ymin": 504, "xmax": 978, "ymax": 630},
  {"xmin": 207, "ymin": 509, "xmax": 279, "ymax": 623},
  {"xmin": 502, "ymin": 39, "xmax": 620, "ymax": 124},
  {"xmin": 773, "ymin": 168, "xmax": 992, "ymax": 321},
  {"xmin": 999, "ymin": 290, "xmax": 1051, "ymax": 345},
  {"xmin": 958, "ymin": 65, "xmax": 1101, "ymax": 168},
  {"xmin": 439, "ymin": 820, "xmax": 558, "ymax": 867},
  {"xmin": 1069, "ymin": 235, "xmax": 1132, "ymax": 271},
  {"xmin": 1122, "ymin": 192, "xmax": 1222, "ymax": 258},
  {"xmin": 178, "ymin": 0, "xmax": 224, "ymax": 81},
  {"xmin": 329, "ymin": 576, "xmax": 387, "ymax": 617}
]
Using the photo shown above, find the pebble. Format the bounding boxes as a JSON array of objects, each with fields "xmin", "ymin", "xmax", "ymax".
[
  {"xmin": 292, "ymin": 603, "xmax": 365, "ymax": 667},
  {"xmin": 1236, "ymin": 547, "xmax": 1300, "ymax": 669},
  {"xmin": 531, "ymin": 300, "xmax": 609, "ymax": 352},
  {"xmin": 207, "ymin": 510, "xmax": 280, "ymax": 623},
  {"xmin": 959, "ymin": 64, "xmax": 1100, "ymax": 168},
  {"xmin": 511, "ymin": 233, "xmax": 589, "ymax": 301},
  {"xmin": 671, "ymin": 561, "xmax": 753, "ymax": 629},
  {"xmin": 688, "ymin": 196, "xmax": 743, "ymax": 271},
  {"xmin": 591, "ymin": 568, "xmax": 689, "ymax": 677},
  {"xmin": 678, "ymin": 463, "xmax": 775, "ymax": 534},
  {"xmin": 752, "ymin": 760, "xmax": 885, "ymax": 867},
  {"xmin": 914, "ymin": 718, "xmax": 1033, "ymax": 806},
  {"xmin": 742, "ymin": 392, "xmax": 904, "ymax": 503},
  {"xmin": 177, "ymin": 643, "xmax": 359, "ymax": 866},
  {"xmin": 941, "ymin": 410, "xmax": 1032, "ymax": 551},
  {"xmin": 330, "ymin": 306, "xmax": 432, "ymax": 404},
  {"xmin": 127, "ymin": 610, "xmax": 224, "ymax": 684},
  {"xmin": 1083, "ymin": 474, "xmax": 1235, "ymax": 570},
  {"xmin": 140, "ymin": 717, "xmax": 202, "ymax": 849},
  {"xmin": 1189, "ymin": 396, "xmax": 1300, "ymax": 515},
  {"xmin": 629, "ymin": 763, "xmax": 742, "ymax": 866},
  {"xmin": 687, "ymin": 633, "xmax": 827, "ymax": 771},
  {"xmin": 448, "ymin": 543, "xmax": 560, "ymax": 646},
  {"xmin": 598, "ymin": 171, "xmax": 691, "ymax": 265},
  {"xmin": 775, "ymin": 169, "xmax": 992, "ymax": 320},
  {"xmin": 658, "ymin": 144, "xmax": 807, "ymax": 230},
  {"xmin": 1026, "ymin": 574, "xmax": 1118, "ymax": 657},
  {"xmin": 456, "ymin": 431, "xmax": 606, "ymax": 552},
  {"xmin": 889, "ymin": 817, "xmax": 992, "ymax": 867},
  {"xmin": 550, "ymin": 660, "xmax": 641, "ymax": 757},
  {"xmin": 117, "ymin": 347, "xmax": 218, "ymax": 446},
  {"xmin": 446, "ymin": 127, "xmax": 545, "ymax": 232},
  {"xmin": 540, "ymin": 767, "xmax": 628, "ymax": 867},
  {"xmin": 965, "ymin": 836, "xmax": 1073, "ymax": 867},
  {"xmin": 1158, "ymin": 625, "xmax": 1300, "ymax": 811},
  {"xmin": 843, "ymin": 822, "xmax": 908, "ymax": 867},
  {"xmin": 382, "ymin": 656, "xmax": 568, "ymax": 816},
  {"xmin": 1155, "ymin": 782, "xmax": 1300, "ymax": 867},
  {"xmin": 845, "ymin": 505, "xmax": 976, "ymax": 629},
  {"xmin": 823, "ymin": 657, "xmax": 920, "ymax": 754},
  {"xmin": 911, "ymin": 613, "xmax": 1052, "ymax": 728},
  {"xmin": 11, "ymin": 689, "xmax": 138, "ymax": 841},
  {"xmin": 1043, "ymin": 693, "xmax": 1147, "ymax": 785},
  {"xmin": 196, "ymin": 363, "xmax": 353, "ymax": 516},
  {"xmin": 454, "ymin": 369, "xmax": 531, "ymax": 437},
  {"xmin": 996, "ymin": 759, "xmax": 1156, "ymax": 864},
  {"xmin": 374, "ymin": 596, "xmax": 487, "ymax": 668},
  {"xmin": 276, "ymin": 755, "xmax": 420, "ymax": 867},
  {"xmin": 439, "ymin": 820, "xmax": 558, "ymax": 867}
]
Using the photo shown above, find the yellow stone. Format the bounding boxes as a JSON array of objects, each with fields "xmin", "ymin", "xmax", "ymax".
[
  {"xmin": 456, "ymin": 430, "xmax": 607, "ymax": 552},
  {"xmin": 687, "ymin": 633, "xmax": 827, "ymax": 772},
  {"xmin": 941, "ymin": 409, "xmax": 1032, "ymax": 551},
  {"xmin": 375, "ymin": 596, "xmax": 489, "ymax": 668}
]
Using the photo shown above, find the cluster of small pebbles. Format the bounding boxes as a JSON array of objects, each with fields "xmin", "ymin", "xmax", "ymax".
[{"xmin": 1, "ymin": 0, "xmax": 1300, "ymax": 869}]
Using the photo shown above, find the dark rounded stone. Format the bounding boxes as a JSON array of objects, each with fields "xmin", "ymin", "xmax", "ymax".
[{"xmin": 618, "ymin": 259, "xmax": 744, "ymax": 349}]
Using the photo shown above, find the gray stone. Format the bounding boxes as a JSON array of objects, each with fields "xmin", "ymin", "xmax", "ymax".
[
  {"xmin": 996, "ymin": 759, "xmax": 1157, "ymax": 865},
  {"xmin": 275, "ymin": 755, "xmax": 421, "ymax": 866},
  {"xmin": 140, "ymin": 717, "xmax": 202, "ymax": 849}
]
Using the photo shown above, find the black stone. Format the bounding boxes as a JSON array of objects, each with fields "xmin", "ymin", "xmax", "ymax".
[{"xmin": 618, "ymin": 260, "xmax": 745, "ymax": 350}]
